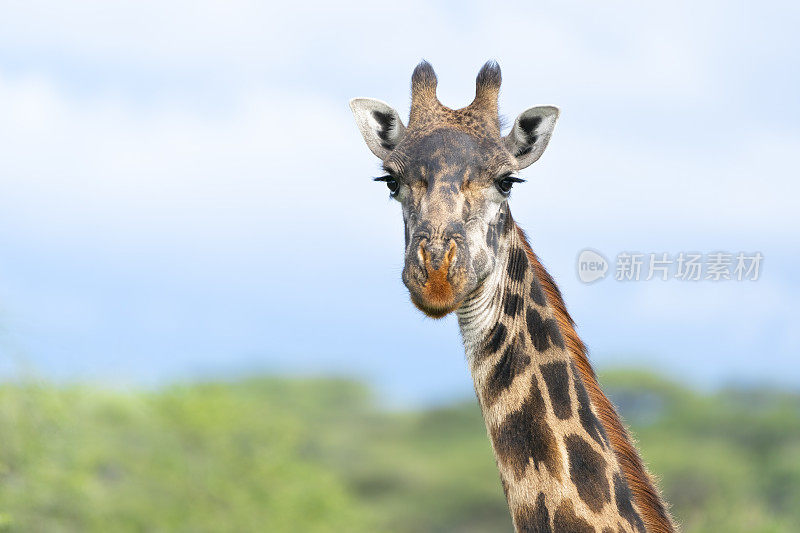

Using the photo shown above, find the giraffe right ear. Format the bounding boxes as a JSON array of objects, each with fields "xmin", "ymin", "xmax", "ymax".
[
  {"xmin": 349, "ymin": 98, "xmax": 406, "ymax": 160},
  {"xmin": 503, "ymin": 106, "xmax": 559, "ymax": 169}
]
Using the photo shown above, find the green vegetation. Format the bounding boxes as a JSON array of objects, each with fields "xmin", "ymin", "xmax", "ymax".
[{"xmin": 0, "ymin": 371, "xmax": 798, "ymax": 532}]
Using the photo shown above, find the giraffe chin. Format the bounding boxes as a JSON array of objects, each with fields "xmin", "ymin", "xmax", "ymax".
[
  {"xmin": 408, "ymin": 278, "xmax": 465, "ymax": 319},
  {"xmin": 409, "ymin": 294, "xmax": 461, "ymax": 319}
]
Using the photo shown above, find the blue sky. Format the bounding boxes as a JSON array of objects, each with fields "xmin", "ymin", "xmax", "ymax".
[{"xmin": 0, "ymin": 1, "xmax": 798, "ymax": 404}]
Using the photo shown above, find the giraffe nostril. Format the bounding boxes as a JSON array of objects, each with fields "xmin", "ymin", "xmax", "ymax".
[
  {"xmin": 446, "ymin": 239, "xmax": 457, "ymax": 265},
  {"xmin": 418, "ymin": 240, "xmax": 427, "ymax": 267},
  {"xmin": 447, "ymin": 239, "xmax": 459, "ymax": 278}
]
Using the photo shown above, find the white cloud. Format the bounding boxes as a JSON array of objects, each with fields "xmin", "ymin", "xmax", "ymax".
[
  {"xmin": 0, "ymin": 0, "xmax": 797, "ymax": 395},
  {"xmin": 1, "ymin": 62, "xmax": 797, "ymax": 254},
  {"xmin": 0, "ymin": 73, "xmax": 349, "ymax": 242}
]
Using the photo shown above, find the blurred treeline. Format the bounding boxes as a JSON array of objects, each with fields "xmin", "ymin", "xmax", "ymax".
[{"xmin": 0, "ymin": 370, "xmax": 798, "ymax": 532}]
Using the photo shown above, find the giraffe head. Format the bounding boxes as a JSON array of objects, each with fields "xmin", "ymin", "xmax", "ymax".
[{"xmin": 351, "ymin": 61, "xmax": 558, "ymax": 318}]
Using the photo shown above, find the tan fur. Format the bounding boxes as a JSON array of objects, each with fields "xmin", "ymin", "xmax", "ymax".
[
  {"xmin": 516, "ymin": 226, "xmax": 677, "ymax": 533},
  {"xmin": 414, "ymin": 240, "xmax": 461, "ymax": 318},
  {"xmin": 464, "ymin": 227, "xmax": 647, "ymax": 532},
  {"xmin": 352, "ymin": 61, "xmax": 675, "ymax": 532}
]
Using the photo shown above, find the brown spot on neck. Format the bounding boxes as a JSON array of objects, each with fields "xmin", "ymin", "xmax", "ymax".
[
  {"xmin": 513, "ymin": 492, "xmax": 551, "ymax": 532},
  {"xmin": 515, "ymin": 224, "xmax": 676, "ymax": 533},
  {"xmin": 491, "ymin": 373, "xmax": 562, "ymax": 482},
  {"xmin": 553, "ymin": 500, "xmax": 594, "ymax": 533}
]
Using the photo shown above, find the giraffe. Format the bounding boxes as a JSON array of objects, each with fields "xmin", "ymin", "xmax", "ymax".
[{"xmin": 350, "ymin": 61, "xmax": 676, "ymax": 533}]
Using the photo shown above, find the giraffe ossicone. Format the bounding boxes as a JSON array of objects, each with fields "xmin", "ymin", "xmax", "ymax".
[{"xmin": 350, "ymin": 60, "xmax": 676, "ymax": 533}]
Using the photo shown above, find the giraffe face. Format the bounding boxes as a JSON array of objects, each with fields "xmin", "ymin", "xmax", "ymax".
[
  {"xmin": 383, "ymin": 127, "xmax": 515, "ymax": 317},
  {"xmin": 350, "ymin": 61, "xmax": 559, "ymax": 318}
]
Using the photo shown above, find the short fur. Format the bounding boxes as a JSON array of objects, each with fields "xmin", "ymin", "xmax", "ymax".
[
  {"xmin": 350, "ymin": 60, "xmax": 676, "ymax": 533},
  {"xmin": 518, "ymin": 227, "xmax": 675, "ymax": 533}
]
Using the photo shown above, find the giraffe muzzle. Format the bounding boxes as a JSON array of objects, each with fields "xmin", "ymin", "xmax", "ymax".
[
  {"xmin": 403, "ymin": 234, "xmax": 472, "ymax": 318},
  {"xmin": 419, "ymin": 238, "xmax": 457, "ymax": 275}
]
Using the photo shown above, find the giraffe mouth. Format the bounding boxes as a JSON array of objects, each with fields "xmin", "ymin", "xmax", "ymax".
[
  {"xmin": 405, "ymin": 240, "xmax": 469, "ymax": 318},
  {"xmin": 409, "ymin": 293, "xmax": 463, "ymax": 319}
]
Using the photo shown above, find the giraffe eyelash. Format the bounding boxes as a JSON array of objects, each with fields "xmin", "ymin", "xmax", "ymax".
[
  {"xmin": 496, "ymin": 173, "xmax": 526, "ymax": 195},
  {"xmin": 374, "ymin": 174, "xmax": 399, "ymax": 194}
]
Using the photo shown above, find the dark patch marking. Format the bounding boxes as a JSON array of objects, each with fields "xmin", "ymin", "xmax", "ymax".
[
  {"xmin": 491, "ymin": 374, "xmax": 561, "ymax": 481},
  {"xmin": 484, "ymin": 334, "xmax": 530, "ymax": 406},
  {"xmin": 572, "ymin": 362, "xmax": 610, "ymax": 449},
  {"xmin": 484, "ymin": 322, "xmax": 507, "ymax": 355},
  {"xmin": 503, "ymin": 293, "xmax": 522, "ymax": 317},
  {"xmin": 494, "ymin": 203, "xmax": 512, "ymax": 236},
  {"xmin": 565, "ymin": 434, "xmax": 611, "ymax": 513},
  {"xmin": 540, "ymin": 361, "xmax": 572, "ymax": 420},
  {"xmin": 486, "ymin": 224, "xmax": 498, "ymax": 252},
  {"xmin": 553, "ymin": 500, "xmax": 594, "ymax": 533},
  {"xmin": 514, "ymin": 492, "xmax": 551, "ymax": 533},
  {"xmin": 526, "ymin": 307, "xmax": 565, "ymax": 352},
  {"xmin": 614, "ymin": 472, "xmax": 646, "ymax": 533},
  {"xmin": 530, "ymin": 278, "xmax": 547, "ymax": 306},
  {"xmin": 507, "ymin": 247, "xmax": 528, "ymax": 282}
]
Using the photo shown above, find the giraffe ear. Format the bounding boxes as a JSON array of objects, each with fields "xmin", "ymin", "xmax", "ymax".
[
  {"xmin": 349, "ymin": 98, "xmax": 406, "ymax": 160},
  {"xmin": 503, "ymin": 106, "xmax": 559, "ymax": 169}
]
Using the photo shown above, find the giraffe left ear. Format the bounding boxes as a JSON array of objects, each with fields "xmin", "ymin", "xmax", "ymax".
[
  {"xmin": 349, "ymin": 98, "xmax": 407, "ymax": 160},
  {"xmin": 503, "ymin": 106, "xmax": 559, "ymax": 169}
]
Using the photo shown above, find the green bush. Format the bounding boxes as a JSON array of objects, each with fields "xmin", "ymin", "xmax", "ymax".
[{"xmin": 0, "ymin": 371, "xmax": 797, "ymax": 532}]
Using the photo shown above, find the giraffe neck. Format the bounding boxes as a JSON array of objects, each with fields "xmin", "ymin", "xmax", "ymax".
[{"xmin": 456, "ymin": 224, "xmax": 651, "ymax": 533}]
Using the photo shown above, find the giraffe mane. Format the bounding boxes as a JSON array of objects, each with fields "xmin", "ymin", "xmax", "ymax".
[{"xmin": 515, "ymin": 224, "xmax": 677, "ymax": 533}]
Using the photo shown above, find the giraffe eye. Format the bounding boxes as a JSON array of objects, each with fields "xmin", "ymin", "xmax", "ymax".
[
  {"xmin": 374, "ymin": 175, "xmax": 399, "ymax": 194},
  {"xmin": 496, "ymin": 174, "xmax": 525, "ymax": 195}
]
